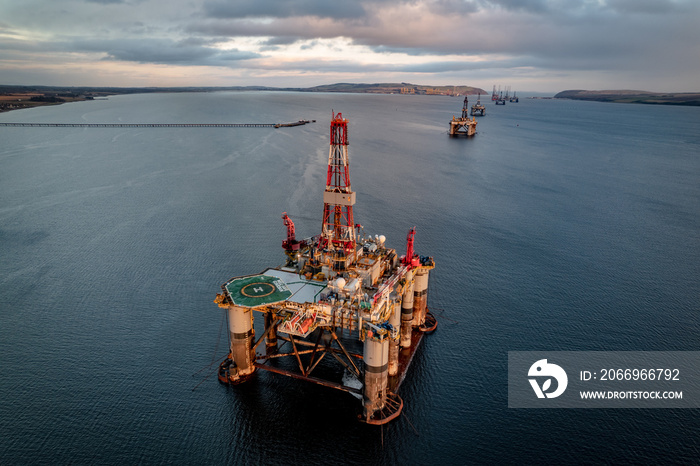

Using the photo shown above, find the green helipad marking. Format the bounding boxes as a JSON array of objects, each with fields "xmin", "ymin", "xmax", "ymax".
[
  {"xmin": 240, "ymin": 282, "xmax": 275, "ymax": 298},
  {"xmin": 225, "ymin": 274, "xmax": 292, "ymax": 307}
]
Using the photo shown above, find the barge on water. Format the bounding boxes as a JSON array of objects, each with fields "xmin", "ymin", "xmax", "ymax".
[
  {"xmin": 215, "ymin": 113, "xmax": 437, "ymax": 425},
  {"xmin": 274, "ymin": 119, "xmax": 315, "ymax": 128}
]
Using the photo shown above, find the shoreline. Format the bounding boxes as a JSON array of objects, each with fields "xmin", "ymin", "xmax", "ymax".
[
  {"xmin": 0, "ymin": 83, "xmax": 487, "ymax": 114},
  {"xmin": 554, "ymin": 90, "xmax": 700, "ymax": 106},
  {"xmin": 7, "ymin": 86, "xmax": 698, "ymax": 114},
  {"xmin": 0, "ymin": 92, "xmax": 107, "ymax": 113}
]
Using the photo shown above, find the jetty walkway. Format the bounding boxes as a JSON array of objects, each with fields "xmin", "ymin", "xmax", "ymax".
[{"xmin": 0, "ymin": 120, "xmax": 314, "ymax": 129}]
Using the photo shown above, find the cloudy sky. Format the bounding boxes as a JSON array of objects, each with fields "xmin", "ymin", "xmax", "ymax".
[{"xmin": 0, "ymin": 0, "xmax": 698, "ymax": 92}]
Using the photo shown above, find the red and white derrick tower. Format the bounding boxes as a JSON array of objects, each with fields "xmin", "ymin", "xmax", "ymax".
[{"xmin": 320, "ymin": 112, "xmax": 356, "ymax": 270}]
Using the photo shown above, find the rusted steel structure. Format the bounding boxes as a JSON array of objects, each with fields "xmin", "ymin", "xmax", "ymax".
[
  {"xmin": 215, "ymin": 112, "xmax": 436, "ymax": 424},
  {"xmin": 449, "ymin": 96, "xmax": 478, "ymax": 136}
]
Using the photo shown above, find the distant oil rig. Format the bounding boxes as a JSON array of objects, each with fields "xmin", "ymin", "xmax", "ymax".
[
  {"xmin": 215, "ymin": 113, "xmax": 437, "ymax": 424},
  {"xmin": 470, "ymin": 94, "xmax": 486, "ymax": 117},
  {"xmin": 449, "ymin": 96, "xmax": 478, "ymax": 136},
  {"xmin": 491, "ymin": 85, "xmax": 518, "ymax": 105}
]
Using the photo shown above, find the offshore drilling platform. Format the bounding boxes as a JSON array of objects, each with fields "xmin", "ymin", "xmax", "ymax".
[
  {"xmin": 449, "ymin": 96, "xmax": 478, "ymax": 136},
  {"xmin": 214, "ymin": 113, "xmax": 436, "ymax": 425}
]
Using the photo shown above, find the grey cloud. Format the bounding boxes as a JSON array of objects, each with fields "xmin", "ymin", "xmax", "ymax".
[
  {"xmin": 188, "ymin": 18, "xmax": 329, "ymax": 41},
  {"xmin": 177, "ymin": 36, "xmax": 228, "ymax": 47},
  {"xmin": 187, "ymin": 8, "xmax": 693, "ymax": 70},
  {"xmin": 262, "ymin": 36, "xmax": 301, "ymax": 46},
  {"xmin": 482, "ymin": 0, "xmax": 551, "ymax": 13},
  {"xmin": 433, "ymin": 0, "xmax": 480, "ymax": 14},
  {"xmin": 70, "ymin": 38, "xmax": 260, "ymax": 65},
  {"xmin": 170, "ymin": 0, "xmax": 700, "ymax": 62},
  {"xmin": 300, "ymin": 40, "xmax": 321, "ymax": 50},
  {"xmin": 244, "ymin": 55, "xmax": 555, "ymax": 75},
  {"xmin": 606, "ymin": 0, "xmax": 680, "ymax": 14},
  {"xmin": 256, "ymin": 36, "xmax": 302, "ymax": 52},
  {"xmin": 85, "ymin": 0, "xmax": 126, "ymax": 3},
  {"xmin": 394, "ymin": 60, "xmax": 519, "ymax": 73},
  {"xmin": 203, "ymin": 0, "xmax": 368, "ymax": 20},
  {"xmin": 0, "ymin": 37, "xmax": 64, "ymax": 54},
  {"xmin": 389, "ymin": 55, "xmax": 609, "ymax": 74},
  {"xmin": 369, "ymin": 45, "xmax": 453, "ymax": 57},
  {"xmin": 0, "ymin": 27, "xmax": 21, "ymax": 38},
  {"xmin": 250, "ymin": 58, "xmax": 384, "ymax": 74}
]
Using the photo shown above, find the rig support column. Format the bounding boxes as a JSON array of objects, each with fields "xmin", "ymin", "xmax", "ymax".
[
  {"xmin": 228, "ymin": 305, "xmax": 256, "ymax": 379},
  {"xmin": 363, "ymin": 332, "xmax": 389, "ymax": 420},
  {"xmin": 400, "ymin": 270, "xmax": 415, "ymax": 348},
  {"xmin": 388, "ymin": 293, "xmax": 401, "ymax": 376},
  {"xmin": 412, "ymin": 268, "xmax": 429, "ymax": 327},
  {"xmin": 264, "ymin": 311, "xmax": 277, "ymax": 355}
]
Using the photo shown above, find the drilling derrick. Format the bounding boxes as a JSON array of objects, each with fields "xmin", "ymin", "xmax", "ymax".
[{"xmin": 321, "ymin": 112, "xmax": 357, "ymax": 271}]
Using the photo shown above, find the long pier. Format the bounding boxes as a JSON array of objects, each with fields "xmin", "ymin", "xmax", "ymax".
[{"xmin": 0, "ymin": 120, "xmax": 314, "ymax": 129}]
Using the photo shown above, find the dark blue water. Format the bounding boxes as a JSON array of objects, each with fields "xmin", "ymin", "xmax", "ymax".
[{"xmin": 1, "ymin": 92, "xmax": 699, "ymax": 464}]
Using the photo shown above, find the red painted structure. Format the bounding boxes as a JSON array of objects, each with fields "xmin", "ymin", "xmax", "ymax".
[
  {"xmin": 281, "ymin": 212, "xmax": 299, "ymax": 251},
  {"xmin": 320, "ymin": 113, "xmax": 356, "ymax": 258}
]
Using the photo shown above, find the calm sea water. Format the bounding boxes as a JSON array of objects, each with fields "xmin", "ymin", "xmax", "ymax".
[{"xmin": 1, "ymin": 92, "xmax": 699, "ymax": 464}]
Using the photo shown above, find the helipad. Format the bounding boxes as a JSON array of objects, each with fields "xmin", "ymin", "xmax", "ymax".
[
  {"xmin": 224, "ymin": 274, "xmax": 292, "ymax": 308},
  {"xmin": 223, "ymin": 268, "xmax": 328, "ymax": 308}
]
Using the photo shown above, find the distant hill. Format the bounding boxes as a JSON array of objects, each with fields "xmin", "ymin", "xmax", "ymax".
[
  {"xmin": 555, "ymin": 90, "xmax": 700, "ymax": 106},
  {"xmin": 0, "ymin": 83, "xmax": 486, "ymax": 96},
  {"xmin": 0, "ymin": 83, "xmax": 487, "ymax": 113},
  {"xmin": 301, "ymin": 82, "xmax": 487, "ymax": 95}
]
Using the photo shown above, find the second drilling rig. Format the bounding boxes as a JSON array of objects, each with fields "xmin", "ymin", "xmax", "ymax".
[
  {"xmin": 449, "ymin": 95, "xmax": 478, "ymax": 136},
  {"xmin": 214, "ymin": 112, "xmax": 437, "ymax": 425}
]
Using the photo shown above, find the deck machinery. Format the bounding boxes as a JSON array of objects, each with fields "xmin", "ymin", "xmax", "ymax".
[{"xmin": 215, "ymin": 113, "xmax": 437, "ymax": 425}]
